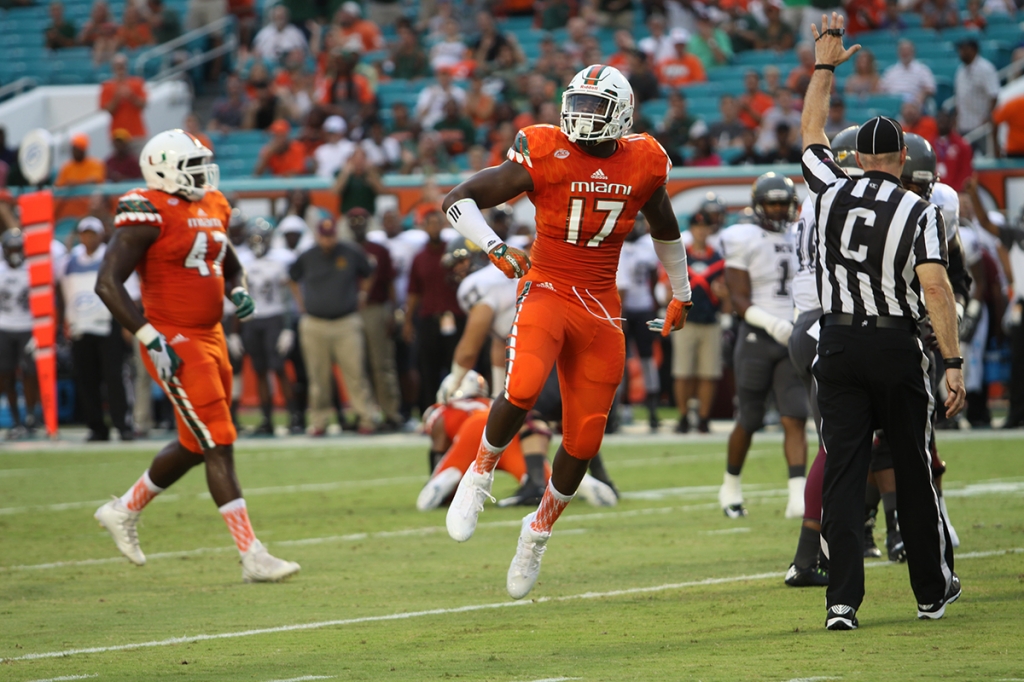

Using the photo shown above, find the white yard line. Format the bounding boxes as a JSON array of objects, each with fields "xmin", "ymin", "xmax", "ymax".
[
  {"xmin": 6, "ymin": 547, "xmax": 1020, "ymax": 664},
  {"xmin": 264, "ymin": 676, "xmax": 336, "ymax": 682},
  {"xmin": 700, "ymin": 528, "xmax": 751, "ymax": 535},
  {"xmin": 25, "ymin": 675, "xmax": 99, "ymax": 682},
  {"xmin": 513, "ymin": 677, "xmax": 581, "ymax": 682}
]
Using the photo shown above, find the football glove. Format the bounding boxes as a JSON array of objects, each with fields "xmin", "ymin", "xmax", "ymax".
[
  {"xmin": 135, "ymin": 323, "xmax": 182, "ymax": 382},
  {"xmin": 227, "ymin": 333, "xmax": 245, "ymax": 360},
  {"xmin": 647, "ymin": 299, "xmax": 693, "ymax": 336},
  {"xmin": 436, "ymin": 373, "xmax": 460, "ymax": 405},
  {"xmin": 959, "ymin": 299, "xmax": 982, "ymax": 342},
  {"xmin": 230, "ymin": 287, "xmax": 256, "ymax": 322},
  {"xmin": 276, "ymin": 328, "xmax": 295, "ymax": 356},
  {"xmin": 488, "ymin": 243, "xmax": 531, "ymax": 279}
]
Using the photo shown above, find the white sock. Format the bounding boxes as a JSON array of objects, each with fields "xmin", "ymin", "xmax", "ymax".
[
  {"xmin": 721, "ymin": 472, "xmax": 743, "ymax": 505},
  {"xmin": 788, "ymin": 476, "xmax": 806, "ymax": 499}
]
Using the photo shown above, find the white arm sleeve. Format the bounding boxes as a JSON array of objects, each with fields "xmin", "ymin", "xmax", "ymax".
[
  {"xmin": 445, "ymin": 199, "xmax": 503, "ymax": 253},
  {"xmin": 652, "ymin": 237, "xmax": 692, "ymax": 302}
]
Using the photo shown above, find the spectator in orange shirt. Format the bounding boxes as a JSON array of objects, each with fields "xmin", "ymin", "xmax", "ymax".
[
  {"xmin": 317, "ymin": 49, "xmax": 376, "ymax": 124},
  {"xmin": 900, "ymin": 100, "xmax": 938, "ymax": 146},
  {"xmin": 992, "ymin": 94, "xmax": 1024, "ymax": 158},
  {"xmin": 99, "ymin": 54, "xmax": 147, "ymax": 141},
  {"xmin": 332, "ymin": 2, "xmax": 384, "ymax": 54},
  {"xmin": 605, "ymin": 30, "xmax": 635, "ymax": 75},
  {"xmin": 56, "ymin": 134, "xmax": 106, "ymax": 186},
  {"xmin": 118, "ymin": 3, "xmax": 154, "ymax": 49},
  {"xmin": 254, "ymin": 120, "xmax": 313, "ymax": 177},
  {"xmin": 657, "ymin": 29, "xmax": 707, "ymax": 88},
  {"xmin": 737, "ymin": 69, "xmax": 774, "ymax": 129}
]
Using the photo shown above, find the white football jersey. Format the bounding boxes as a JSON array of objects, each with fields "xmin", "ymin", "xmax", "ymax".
[
  {"xmin": 0, "ymin": 260, "xmax": 32, "ymax": 332},
  {"xmin": 791, "ymin": 197, "xmax": 821, "ymax": 315},
  {"xmin": 930, "ymin": 182, "xmax": 960, "ymax": 242},
  {"xmin": 719, "ymin": 221, "xmax": 797, "ymax": 321},
  {"xmin": 246, "ymin": 249, "xmax": 293, "ymax": 319},
  {"xmin": 457, "ymin": 265, "xmax": 518, "ymax": 340},
  {"xmin": 616, "ymin": 234, "xmax": 659, "ymax": 312}
]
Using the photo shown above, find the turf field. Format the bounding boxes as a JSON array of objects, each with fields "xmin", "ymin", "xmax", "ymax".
[{"xmin": 2, "ymin": 431, "xmax": 1023, "ymax": 681}]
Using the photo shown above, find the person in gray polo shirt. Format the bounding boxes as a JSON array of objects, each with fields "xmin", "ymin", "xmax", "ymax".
[{"xmin": 289, "ymin": 218, "xmax": 377, "ymax": 435}]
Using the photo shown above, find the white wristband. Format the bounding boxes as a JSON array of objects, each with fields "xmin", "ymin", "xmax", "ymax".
[
  {"xmin": 135, "ymin": 323, "xmax": 159, "ymax": 346},
  {"xmin": 652, "ymin": 237, "xmax": 692, "ymax": 302},
  {"xmin": 446, "ymin": 199, "xmax": 503, "ymax": 253}
]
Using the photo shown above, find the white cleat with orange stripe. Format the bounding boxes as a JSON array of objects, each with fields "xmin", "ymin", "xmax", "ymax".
[
  {"xmin": 94, "ymin": 497, "xmax": 146, "ymax": 566},
  {"xmin": 241, "ymin": 540, "xmax": 301, "ymax": 583}
]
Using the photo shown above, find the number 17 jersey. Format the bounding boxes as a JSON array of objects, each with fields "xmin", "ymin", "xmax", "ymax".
[
  {"xmin": 508, "ymin": 125, "xmax": 670, "ymax": 291},
  {"xmin": 114, "ymin": 187, "xmax": 233, "ymax": 330}
]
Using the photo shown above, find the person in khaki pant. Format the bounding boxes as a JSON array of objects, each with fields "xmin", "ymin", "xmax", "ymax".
[
  {"xmin": 347, "ymin": 208, "xmax": 403, "ymax": 429},
  {"xmin": 288, "ymin": 219, "xmax": 377, "ymax": 435}
]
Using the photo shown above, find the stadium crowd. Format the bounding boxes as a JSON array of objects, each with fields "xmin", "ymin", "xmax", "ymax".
[{"xmin": 0, "ymin": 0, "xmax": 1022, "ymax": 440}]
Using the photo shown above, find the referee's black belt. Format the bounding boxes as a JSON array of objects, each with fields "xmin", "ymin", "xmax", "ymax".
[{"xmin": 821, "ymin": 313, "xmax": 918, "ymax": 334}]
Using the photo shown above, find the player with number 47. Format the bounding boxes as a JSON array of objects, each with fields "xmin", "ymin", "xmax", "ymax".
[{"xmin": 93, "ymin": 129, "xmax": 300, "ymax": 583}]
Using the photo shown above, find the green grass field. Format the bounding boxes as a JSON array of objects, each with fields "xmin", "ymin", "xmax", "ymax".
[{"xmin": 2, "ymin": 431, "xmax": 1023, "ymax": 681}]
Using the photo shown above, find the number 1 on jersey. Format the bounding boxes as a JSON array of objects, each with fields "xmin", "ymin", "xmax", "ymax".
[
  {"xmin": 565, "ymin": 198, "xmax": 626, "ymax": 247},
  {"xmin": 184, "ymin": 231, "xmax": 229, "ymax": 277}
]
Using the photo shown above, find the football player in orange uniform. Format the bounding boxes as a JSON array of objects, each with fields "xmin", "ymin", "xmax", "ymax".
[
  {"xmin": 94, "ymin": 129, "xmax": 300, "ymax": 583},
  {"xmin": 441, "ymin": 65, "xmax": 695, "ymax": 599}
]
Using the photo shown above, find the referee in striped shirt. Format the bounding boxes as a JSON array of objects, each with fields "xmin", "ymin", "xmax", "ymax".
[{"xmin": 800, "ymin": 14, "xmax": 967, "ymax": 630}]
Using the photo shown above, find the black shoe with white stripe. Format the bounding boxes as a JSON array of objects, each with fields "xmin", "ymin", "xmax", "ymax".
[
  {"xmin": 826, "ymin": 604, "xmax": 858, "ymax": 630},
  {"xmin": 918, "ymin": 573, "xmax": 961, "ymax": 620}
]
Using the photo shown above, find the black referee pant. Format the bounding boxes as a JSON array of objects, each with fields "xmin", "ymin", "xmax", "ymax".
[
  {"xmin": 814, "ymin": 320, "xmax": 955, "ymax": 611},
  {"xmin": 72, "ymin": 330, "xmax": 131, "ymax": 437}
]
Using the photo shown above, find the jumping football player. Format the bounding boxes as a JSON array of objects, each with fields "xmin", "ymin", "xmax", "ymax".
[
  {"xmin": 94, "ymin": 129, "xmax": 300, "ymax": 582},
  {"xmin": 440, "ymin": 64, "xmax": 693, "ymax": 599}
]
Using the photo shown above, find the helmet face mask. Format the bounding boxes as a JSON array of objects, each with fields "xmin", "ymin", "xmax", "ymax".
[
  {"xmin": 561, "ymin": 65, "xmax": 634, "ymax": 144},
  {"xmin": 247, "ymin": 217, "xmax": 273, "ymax": 258},
  {"xmin": 752, "ymin": 172, "xmax": 798, "ymax": 232},
  {"xmin": 2, "ymin": 229, "xmax": 25, "ymax": 268},
  {"xmin": 140, "ymin": 129, "xmax": 220, "ymax": 201}
]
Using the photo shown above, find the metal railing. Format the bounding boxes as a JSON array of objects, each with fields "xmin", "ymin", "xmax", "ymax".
[
  {"xmin": 134, "ymin": 16, "xmax": 237, "ymax": 81},
  {"xmin": 0, "ymin": 77, "xmax": 38, "ymax": 102}
]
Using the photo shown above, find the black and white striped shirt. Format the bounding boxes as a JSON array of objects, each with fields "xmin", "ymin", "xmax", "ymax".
[{"xmin": 802, "ymin": 144, "xmax": 947, "ymax": 320}]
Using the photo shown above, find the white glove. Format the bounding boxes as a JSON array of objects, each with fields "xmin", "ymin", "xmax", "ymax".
[
  {"xmin": 24, "ymin": 336, "xmax": 37, "ymax": 358},
  {"xmin": 136, "ymin": 323, "xmax": 182, "ymax": 383},
  {"xmin": 436, "ymin": 373, "xmax": 460, "ymax": 405},
  {"xmin": 744, "ymin": 305, "xmax": 793, "ymax": 347},
  {"xmin": 227, "ymin": 333, "xmax": 245, "ymax": 360},
  {"xmin": 276, "ymin": 328, "xmax": 295, "ymax": 356}
]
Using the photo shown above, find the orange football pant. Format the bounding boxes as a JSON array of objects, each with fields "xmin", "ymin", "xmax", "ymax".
[{"xmin": 436, "ymin": 411, "xmax": 528, "ymax": 481}]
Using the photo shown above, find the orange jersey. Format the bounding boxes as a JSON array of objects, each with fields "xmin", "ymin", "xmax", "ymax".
[
  {"xmin": 114, "ymin": 188, "xmax": 233, "ymax": 330},
  {"xmin": 507, "ymin": 125, "xmax": 671, "ymax": 291}
]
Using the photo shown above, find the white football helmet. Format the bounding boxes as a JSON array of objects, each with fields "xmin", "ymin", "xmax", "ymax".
[
  {"xmin": 561, "ymin": 65, "xmax": 634, "ymax": 144},
  {"xmin": 139, "ymin": 129, "xmax": 220, "ymax": 201}
]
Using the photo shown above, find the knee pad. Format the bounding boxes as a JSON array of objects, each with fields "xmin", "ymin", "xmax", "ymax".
[
  {"xmin": 505, "ymin": 353, "xmax": 548, "ymax": 408},
  {"xmin": 564, "ymin": 413, "xmax": 607, "ymax": 460},
  {"xmin": 738, "ymin": 401, "xmax": 765, "ymax": 434}
]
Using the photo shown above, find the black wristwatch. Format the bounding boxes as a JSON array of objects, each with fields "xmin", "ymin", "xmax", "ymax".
[{"xmin": 943, "ymin": 356, "xmax": 964, "ymax": 370}]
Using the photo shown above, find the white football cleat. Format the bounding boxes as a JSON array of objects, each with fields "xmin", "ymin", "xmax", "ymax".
[
  {"xmin": 576, "ymin": 473, "xmax": 618, "ymax": 507},
  {"xmin": 241, "ymin": 540, "xmax": 301, "ymax": 583},
  {"xmin": 507, "ymin": 512, "xmax": 550, "ymax": 600},
  {"xmin": 416, "ymin": 467, "xmax": 463, "ymax": 511},
  {"xmin": 94, "ymin": 497, "xmax": 146, "ymax": 566},
  {"xmin": 446, "ymin": 467, "xmax": 495, "ymax": 542},
  {"xmin": 785, "ymin": 476, "xmax": 806, "ymax": 519},
  {"xmin": 719, "ymin": 472, "xmax": 746, "ymax": 518}
]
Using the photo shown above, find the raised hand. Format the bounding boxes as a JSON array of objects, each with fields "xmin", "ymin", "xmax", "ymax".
[{"xmin": 811, "ymin": 12, "xmax": 861, "ymax": 68}]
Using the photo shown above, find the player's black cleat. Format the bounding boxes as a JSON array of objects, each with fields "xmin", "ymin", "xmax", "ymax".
[
  {"xmin": 864, "ymin": 510, "xmax": 883, "ymax": 558},
  {"xmin": 675, "ymin": 416, "xmax": 689, "ymax": 434},
  {"xmin": 723, "ymin": 504, "xmax": 748, "ymax": 518},
  {"xmin": 497, "ymin": 481, "xmax": 546, "ymax": 507},
  {"xmin": 826, "ymin": 604, "xmax": 858, "ymax": 630},
  {"xmin": 785, "ymin": 563, "xmax": 829, "ymax": 587},
  {"xmin": 918, "ymin": 572, "xmax": 961, "ymax": 620},
  {"xmin": 887, "ymin": 530, "xmax": 907, "ymax": 563}
]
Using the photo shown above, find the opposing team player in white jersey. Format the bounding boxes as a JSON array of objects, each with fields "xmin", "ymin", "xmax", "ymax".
[
  {"xmin": 717, "ymin": 172, "xmax": 809, "ymax": 520},
  {"xmin": 239, "ymin": 218, "xmax": 300, "ymax": 435}
]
